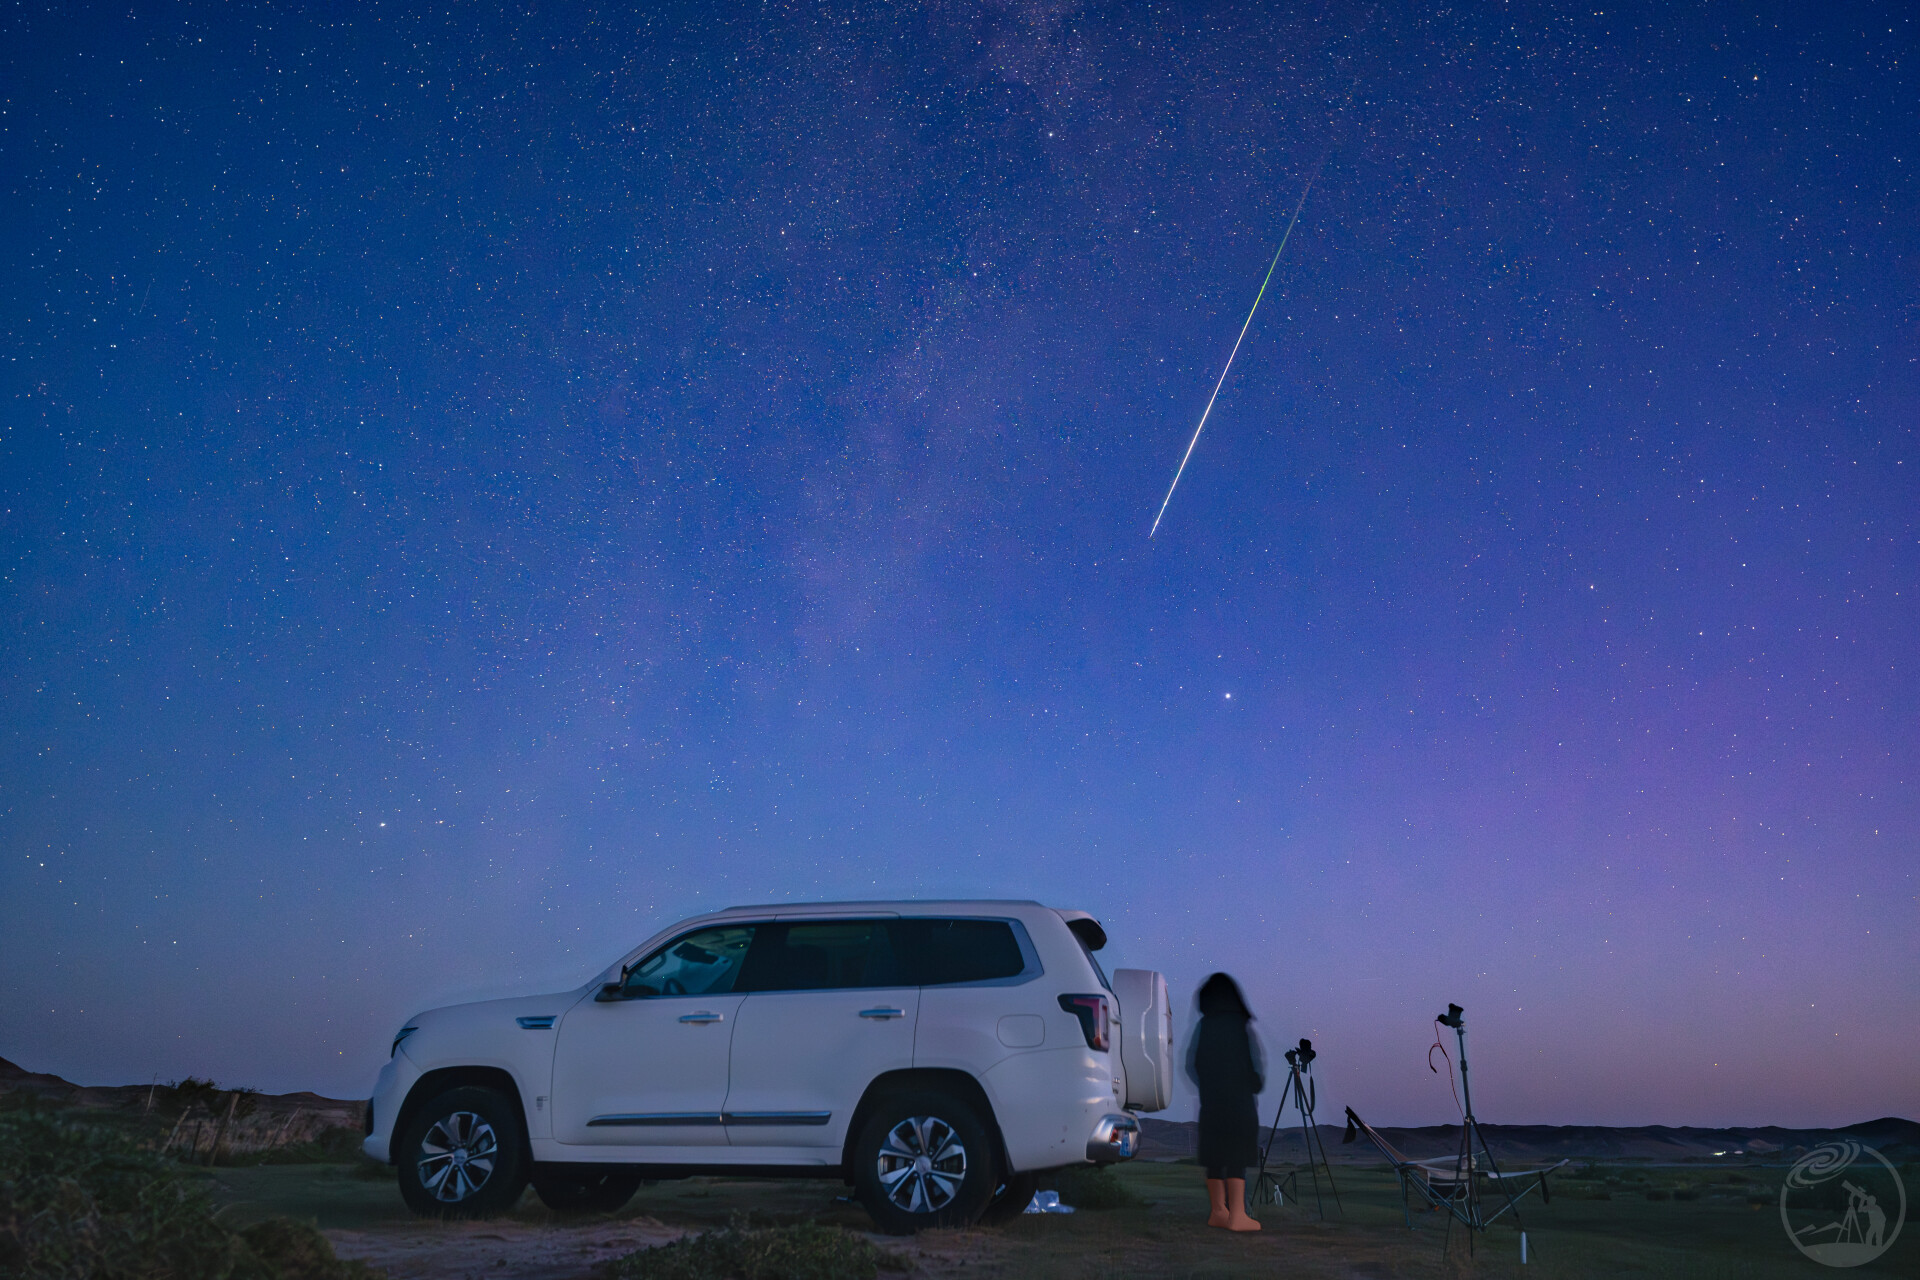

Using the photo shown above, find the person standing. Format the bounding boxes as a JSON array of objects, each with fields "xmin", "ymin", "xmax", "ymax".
[
  {"xmin": 1864, "ymin": 1191, "xmax": 1887, "ymax": 1248},
  {"xmin": 1185, "ymin": 972, "xmax": 1266, "ymax": 1231}
]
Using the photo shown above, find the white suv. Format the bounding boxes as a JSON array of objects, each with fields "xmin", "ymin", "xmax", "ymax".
[{"xmin": 363, "ymin": 900, "xmax": 1172, "ymax": 1232}]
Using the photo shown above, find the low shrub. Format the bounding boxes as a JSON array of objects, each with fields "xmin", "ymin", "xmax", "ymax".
[
  {"xmin": 238, "ymin": 1219, "xmax": 375, "ymax": 1280},
  {"xmin": 0, "ymin": 1109, "xmax": 377, "ymax": 1280},
  {"xmin": 1644, "ymin": 1189, "xmax": 1670, "ymax": 1202},
  {"xmin": 602, "ymin": 1218, "xmax": 903, "ymax": 1280},
  {"xmin": 1672, "ymin": 1188, "xmax": 1699, "ymax": 1202}
]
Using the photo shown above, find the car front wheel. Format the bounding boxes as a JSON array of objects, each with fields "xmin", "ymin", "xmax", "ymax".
[
  {"xmin": 395, "ymin": 1085, "xmax": 530, "ymax": 1218},
  {"xmin": 852, "ymin": 1089, "xmax": 998, "ymax": 1234}
]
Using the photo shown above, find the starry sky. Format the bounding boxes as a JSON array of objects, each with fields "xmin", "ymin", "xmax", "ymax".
[{"xmin": 3, "ymin": 1, "xmax": 1915, "ymax": 1128}]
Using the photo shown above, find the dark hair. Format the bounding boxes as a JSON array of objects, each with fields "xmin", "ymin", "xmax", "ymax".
[{"xmin": 1197, "ymin": 972, "xmax": 1252, "ymax": 1019}]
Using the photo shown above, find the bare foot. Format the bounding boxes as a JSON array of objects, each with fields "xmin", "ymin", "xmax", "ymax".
[
  {"xmin": 1207, "ymin": 1208, "xmax": 1232, "ymax": 1228},
  {"xmin": 1226, "ymin": 1212, "xmax": 1263, "ymax": 1232}
]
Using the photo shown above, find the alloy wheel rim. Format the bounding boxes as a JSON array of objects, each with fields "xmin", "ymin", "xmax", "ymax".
[
  {"xmin": 876, "ymin": 1114, "xmax": 967, "ymax": 1213},
  {"xmin": 416, "ymin": 1110, "xmax": 498, "ymax": 1202}
]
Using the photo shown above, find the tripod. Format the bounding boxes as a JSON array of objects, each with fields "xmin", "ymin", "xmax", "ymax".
[
  {"xmin": 1252, "ymin": 1039, "xmax": 1342, "ymax": 1219},
  {"xmin": 1433, "ymin": 1004, "xmax": 1529, "ymax": 1257}
]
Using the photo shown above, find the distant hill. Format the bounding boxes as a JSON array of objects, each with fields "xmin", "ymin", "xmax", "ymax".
[
  {"xmin": 0, "ymin": 1056, "xmax": 363, "ymax": 1121},
  {"xmin": 0, "ymin": 1056, "xmax": 366, "ymax": 1160},
  {"xmin": 1138, "ymin": 1114, "xmax": 1920, "ymax": 1165}
]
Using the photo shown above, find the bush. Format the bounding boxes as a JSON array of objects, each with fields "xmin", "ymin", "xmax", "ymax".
[
  {"xmin": 0, "ymin": 1109, "xmax": 377, "ymax": 1280},
  {"xmin": 237, "ymin": 1220, "xmax": 375, "ymax": 1280},
  {"xmin": 603, "ymin": 1218, "xmax": 902, "ymax": 1280},
  {"xmin": 1672, "ymin": 1188, "xmax": 1699, "ymax": 1202},
  {"xmin": 1644, "ymin": 1189, "xmax": 1670, "ymax": 1202}
]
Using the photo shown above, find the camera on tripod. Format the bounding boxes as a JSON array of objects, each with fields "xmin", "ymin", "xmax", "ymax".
[{"xmin": 1254, "ymin": 1037, "xmax": 1340, "ymax": 1218}]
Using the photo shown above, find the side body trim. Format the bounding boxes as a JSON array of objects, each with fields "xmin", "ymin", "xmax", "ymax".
[
  {"xmin": 585, "ymin": 1112, "xmax": 834, "ymax": 1128},
  {"xmin": 587, "ymin": 1113, "xmax": 724, "ymax": 1127}
]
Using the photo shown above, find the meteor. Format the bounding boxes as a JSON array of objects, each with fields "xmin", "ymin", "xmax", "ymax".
[{"xmin": 1149, "ymin": 171, "xmax": 1320, "ymax": 539}]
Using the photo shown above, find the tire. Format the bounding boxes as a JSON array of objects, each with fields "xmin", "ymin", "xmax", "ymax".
[
  {"xmin": 396, "ymin": 1085, "xmax": 530, "ymax": 1219},
  {"xmin": 978, "ymin": 1170, "xmax": 1040, "ymax": 1225},
  {"xmin": 530, "ymin": 1167, "xmax": 643, "ymax": 1213},
  {"xmin": 852, "ymin": 1089, "xmax": 999, "ymax": 1234}
]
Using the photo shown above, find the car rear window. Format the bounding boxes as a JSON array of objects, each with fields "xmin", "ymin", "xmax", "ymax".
[{"xmin": 907, "ymin": 919, "xmax": 1027, "ymax": 986}]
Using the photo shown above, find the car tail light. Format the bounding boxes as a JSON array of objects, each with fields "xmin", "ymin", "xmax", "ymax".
[{"xmin": 1058, "ymin": 993, "xmax": 1110, "ymax": 1051}]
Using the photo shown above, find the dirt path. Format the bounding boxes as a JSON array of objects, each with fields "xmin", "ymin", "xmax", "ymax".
[
  {"xmin": 323, "ymin": 1217, "xmax": 691, "ymax": 1280},
  {"xmin": 322, "ymin": 1218, "xmax": 1003, "ymax": 1280},
  {"xmin": 321, "ymin": 1214, "xmax": 1440, "ymax": 1280}
]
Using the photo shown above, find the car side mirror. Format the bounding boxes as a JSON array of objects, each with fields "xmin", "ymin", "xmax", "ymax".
[{"xmin": 595, "ymin": 981, "xmax": 625, "ymax": 1002}]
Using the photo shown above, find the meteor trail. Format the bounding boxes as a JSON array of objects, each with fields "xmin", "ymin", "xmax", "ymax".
[{"xmin": 1149, "ymin": 171, "xmax": 1320, "ymax": 539}]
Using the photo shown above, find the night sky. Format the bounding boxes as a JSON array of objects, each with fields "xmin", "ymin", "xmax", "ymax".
[{"xmin": 4, "ymin": 2, "xmax": 1915, "ymax": 1128}]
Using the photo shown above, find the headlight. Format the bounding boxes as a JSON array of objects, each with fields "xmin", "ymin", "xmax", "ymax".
[{"xmin": 391, "ymin": 1026, "xmax": 420, "ymax": 1057}]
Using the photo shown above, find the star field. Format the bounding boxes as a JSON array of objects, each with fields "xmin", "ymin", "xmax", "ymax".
[{"xmin": 2, "ymin": 1, "xmax": 1915, "ymax": 1124}]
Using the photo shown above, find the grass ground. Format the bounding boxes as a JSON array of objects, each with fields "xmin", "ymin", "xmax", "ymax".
[
  {"xmin": 206, "ymin": 1158, "xmax": 1918, "ymax": 1279},
  {"xmin": 0, "ymin": 1109, "xmax": 376, "ymax": 1280}
]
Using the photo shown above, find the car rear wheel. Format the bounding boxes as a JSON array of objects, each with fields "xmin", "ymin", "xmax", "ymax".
[
  {"xmin": 396, "ymin": 1085, "xmax": 529, "ymax": 1218},
  {"xmin": 530, "ymin": 1167, "xmax": 644, "ymax": 1213},
  {"xmin": 852, "ymin": 1089, "xmax": 998, "ymax": 1234}
]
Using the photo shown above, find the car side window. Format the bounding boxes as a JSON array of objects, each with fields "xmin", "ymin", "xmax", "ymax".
[
  {"xmin": 736, "ymin": 920, "xmax": 906, "ymax": 992},
  {"xmin": 622, "ymin": 926, "xmax": 755, "ymax": 998},
  {"xmin": 907, "ymin": 918, "xmax": 1028, "ymax": 985}
]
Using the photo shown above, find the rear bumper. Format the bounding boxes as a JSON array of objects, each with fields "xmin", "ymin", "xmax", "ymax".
[
  {"xmin": 981, "ymin": 1045, "xmax": 1126, "ymax": 1172},
  {"xmin": 1086, "ymin": 1112, "xmax": 1140, "ymax": 1163}
]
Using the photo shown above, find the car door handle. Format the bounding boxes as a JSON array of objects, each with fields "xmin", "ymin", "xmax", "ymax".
[
  {"xmin": 678, "ymin": 1011, "xmax": 724, "ymax": 1024},
  {"xmin": 859, "ymin": 1007, "xmax": 906, "ymax": 1020}
]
